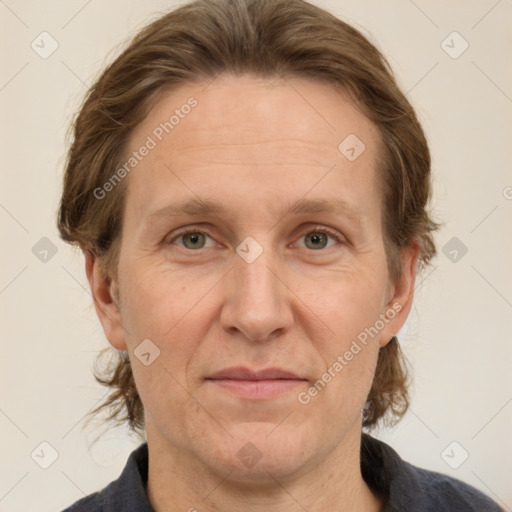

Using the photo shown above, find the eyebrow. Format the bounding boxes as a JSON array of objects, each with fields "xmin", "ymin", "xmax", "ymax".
[{"xmin": 144, "ymin": 197, "xmax": 365, "ymax": 226}]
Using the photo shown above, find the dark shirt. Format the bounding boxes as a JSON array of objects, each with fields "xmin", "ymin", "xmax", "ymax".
[{"xmin": 61, "ymin": 434, "xmax": 503, "ymax": 511}]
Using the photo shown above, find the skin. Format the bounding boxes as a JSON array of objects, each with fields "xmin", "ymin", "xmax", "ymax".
[{"xmin": 86, "ymin": 74, "xmax": 417, "ymax": 512}]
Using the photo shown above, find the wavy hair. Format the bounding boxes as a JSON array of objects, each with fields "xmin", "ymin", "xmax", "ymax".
[{"xmin": 58, "ymin": 0, "xmax": 438, "ymax": 433}]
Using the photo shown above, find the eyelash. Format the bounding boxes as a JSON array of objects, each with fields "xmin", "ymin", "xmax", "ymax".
[{"xmin": 167, "ymin": 225, "xmax": 345, "ymax": 251}]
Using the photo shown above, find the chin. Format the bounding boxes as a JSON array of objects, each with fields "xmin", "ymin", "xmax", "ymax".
[{"xmin": 204, "ymin": 421, "xmax": 315, "ymax": 483}]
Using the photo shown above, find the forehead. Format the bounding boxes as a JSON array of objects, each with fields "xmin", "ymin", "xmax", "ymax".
[{"xmin": 123, "ymin": 74, "xmax": 381, "ymax": 220}]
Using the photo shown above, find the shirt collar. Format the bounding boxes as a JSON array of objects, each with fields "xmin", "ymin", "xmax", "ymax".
[{"xmin": 101, "ymin": 434, "xmax": 418, "ymax": 511}]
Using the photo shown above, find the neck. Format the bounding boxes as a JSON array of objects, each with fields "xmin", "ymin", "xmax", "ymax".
[{"xmin": 145, "ymin": 423, "xmax": 382, "ymax": 512}]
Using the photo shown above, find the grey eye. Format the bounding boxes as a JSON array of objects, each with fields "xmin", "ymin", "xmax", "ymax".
[
  {"xmin": 304, "ymin": 232, "xmax": 329, "ymax": 250},
  {"xmin": 182, "ymin": 232, "xmax": 207, "ymax": 249}
]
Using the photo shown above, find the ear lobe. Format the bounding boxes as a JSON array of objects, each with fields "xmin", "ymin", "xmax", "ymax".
[
  {"xmin": 379, "ymin": 243, "xmax": 419, "ymax": 347},
  {"xmin": 85, "ymin": 252, "xmax": 127, "ymax": 350}
]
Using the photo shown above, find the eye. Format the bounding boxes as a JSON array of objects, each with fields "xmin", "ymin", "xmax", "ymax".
[
  {"xmin": 296, "ymin": 228, "xmax": 342, "ymax": 250},
  {"xmin": 169, "ymin": 229, "xmax": 216, "ymax": 250},
  {"xmin": 166, "ymin": 226, "xmax": 344, "ymax": 252}
]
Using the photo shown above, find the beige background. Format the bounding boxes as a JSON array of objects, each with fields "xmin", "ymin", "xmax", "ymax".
[{"xmin": 1, "ymin": 1, "xmax": 511, "ymax": 511}]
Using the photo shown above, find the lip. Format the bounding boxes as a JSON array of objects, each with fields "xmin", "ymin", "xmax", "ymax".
[
  {"xmin": 207, "ymin": 366, "xmax": 303, "ymax": 380},
  {"xmin": 206, "ymin": 366, "xmax": 307, "ymax": 400}
]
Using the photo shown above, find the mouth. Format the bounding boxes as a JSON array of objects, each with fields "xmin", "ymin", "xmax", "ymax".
[{"xmin": 205, "ymin": 367, "xmax": 307, "ymax": 400}]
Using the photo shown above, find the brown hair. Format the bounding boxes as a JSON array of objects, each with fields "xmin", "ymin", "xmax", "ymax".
[{"xmin": 57, "ymin": 0, "xmax": 438, "ymax": 433}]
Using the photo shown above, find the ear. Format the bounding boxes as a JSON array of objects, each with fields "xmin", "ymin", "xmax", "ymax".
[
  {"xmin": 378, "ymin": 243, "xmax": 419, "ymax": 347},
  {"xmin": 85, "ymin": 252, "xmax": 127, "ymax": 350}
]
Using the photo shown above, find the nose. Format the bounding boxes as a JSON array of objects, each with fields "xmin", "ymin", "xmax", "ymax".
[{"xmin": 220, "ymin": 249, "xmax": 294, "ymax": 342}]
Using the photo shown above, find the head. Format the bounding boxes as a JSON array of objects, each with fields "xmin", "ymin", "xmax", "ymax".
[{"xmin": 58, "ymin": 0, "xmax": 437, "ymax": 479}]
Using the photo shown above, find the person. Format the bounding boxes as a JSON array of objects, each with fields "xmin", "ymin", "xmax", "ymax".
[{"xmin": 57, "ymin": 0, "xmax": 503, "ymax": 510}]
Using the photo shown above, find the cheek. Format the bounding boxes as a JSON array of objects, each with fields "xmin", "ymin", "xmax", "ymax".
[
  {"xmin": 130, "ymin": 357, "xmax": 203, "ymax": 442},
  {"xmin": 122, "ymin": 267, "xmax": 214, "ymax": 433},
  {"xmin": 118, "ymin": 260, "xmax": 224, "ymax": 395},
  {"xmin": 299, "ymin": 288, "xmax": 383, "ymax": 430},
  {"xmin": 295, "ymin": 264, "xmax": 387, "ymax": 401},
  {"xmin": 119, "ymin": 257, "xmax": 208, "ymax": 338},
  {"xmin": 299, "ymin": 266, "xmax": 388, "ymax": 345}
]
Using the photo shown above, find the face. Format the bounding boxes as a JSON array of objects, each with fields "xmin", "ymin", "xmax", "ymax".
[{"xmin": 88, "ymin": 74, "xmax": 416, "ymax": 483}]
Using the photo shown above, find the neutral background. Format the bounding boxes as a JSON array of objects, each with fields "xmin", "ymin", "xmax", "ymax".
[{"xmin": 1, "ymin": 1, "xmax": 511, "ymax": 511}]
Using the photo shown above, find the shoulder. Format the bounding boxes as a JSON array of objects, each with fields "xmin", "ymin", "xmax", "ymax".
[
  {"xmin": 397, "ymin": 461, "xmax": 504, "ymax": 512},
  {"xmin": 361, "ymin": 434, "xmax": 504, "ymax": 512},
  {"xmin": 60, "ymin": 491, "xmax": 104, "ymax": 512},
  {"xmin": 59, "ymin": 443, "xmax": 151, "ymax": 512}
]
